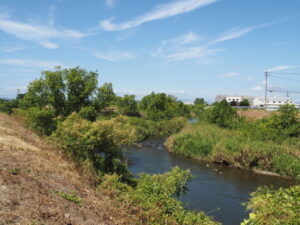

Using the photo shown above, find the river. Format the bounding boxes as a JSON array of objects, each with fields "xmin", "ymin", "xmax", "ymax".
[{"xmin": 124, "ymin": 138, "xmax": 299, "ymax": 225}]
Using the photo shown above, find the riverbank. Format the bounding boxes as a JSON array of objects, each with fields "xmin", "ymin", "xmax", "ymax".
[
  {"xmin": 165, "ymin": 122, "xmax": 300, "ymax": 179},
  {"xmin": 0, "ymin": 113, "xmax": 143, "ymax": 224}
]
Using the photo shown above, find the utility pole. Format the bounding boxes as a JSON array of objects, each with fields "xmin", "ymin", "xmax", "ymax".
[{"xmin": 264, "ymin": 71, "xmax": 268, "ymax": 110}]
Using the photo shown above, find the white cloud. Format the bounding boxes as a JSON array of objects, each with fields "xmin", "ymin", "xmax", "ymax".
[
  {"xmin": 267, "ymin": 65, "xmax": 297, "ymax": 72},
  {"xmin": 0, "ymin": 16, "xmax": 87, "ymax": 49},
  {"xmin": 92, "ymin": 50, "xmax": 135, "ymax": 61},
  {"xmin": 106, "ymin": 0, "xmax": 116, "ymax": 8},
  {"xmin": 210, "ymin": 24, "xmax": 270, "ymax": 45},
  {"xmin": 222, "ymin": 72, "xmax": 239, "ymax": 77},
  {"xmin": 0, "ymin": 46, "xmax": 24, "ymax": 53},
  {"xmin": 0, "ymin": 58, "xmax": 64, "ymax": 69},
  {"xmin": 152, "ymin": 32, "xmax": 221, "ymax": 62},
  {"xmin": 161, "ymin": 32, "xmax": 200, "ymax": 46},
  {"xmin": 252, "ymin": 85, "xmax": 264, "ymax": 91},
  {"xmin": 100, "ymin": 0, "xmax": 217, "ymax": 31}
]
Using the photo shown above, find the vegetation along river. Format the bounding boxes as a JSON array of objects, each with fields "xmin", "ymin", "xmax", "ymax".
[{"xmin": 124, "ymin": 138, "xmax": 299, "ymax": 225}]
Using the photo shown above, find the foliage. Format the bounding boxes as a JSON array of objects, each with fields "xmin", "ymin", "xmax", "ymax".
[
  {"xmin": 0, "ymin": 99, "xmax": 20, "ymax": 114},
  {"xmin": 208, "ymin": 100, "xmax": 238, "ymax": 128},
  {"xmin": 117, "ymin": 95, "xmax": 139, "ymax": 116},
  {"xmin": 78, "ymin": 106, "xmax": 97, "ymax": 122},
  {"xmin": 194, "ymin": 98, "xmax": 206, "ymax": 105},
  {"xmin": 242, "ymin": 185, "xmax": 300, "ymax": 225},
  {"xmin": 266, "ymin": 104, "xmax": 300, "ymax": 137},
  {"xmin": 240, "ymin": 99, "xmax": 250, "ymax": 107},
  {"xmin": 139, "ymin": 92, "xmax": 190, "ymax": 121},
  {"xmin": 99, "ymin": 167, "xmax": 219, "ymax": 225},
  {"xmin": 20, "ymin": 67, "xmax": 98, "ymax": 115},
  {"xmin": 94, "ymin": 82, "xmax": 116, "ymax": 111},
  {"xmin": 25, "ymin": 107, "xmax": 57, "ymax": 135},
  {"xmin": 166, "ymin": 122, "xmax": 300, "ymax": 179},
  {"xmin": 58, "ymin": 191, "xmax": 82, "ymax": 206},
  {"xmin": 52, "ymin": 114, "xmax": 136, "ymax": 182},
  {"xmin": 127, "ymin": 117, "xmax": 187, "ymax": 142}
]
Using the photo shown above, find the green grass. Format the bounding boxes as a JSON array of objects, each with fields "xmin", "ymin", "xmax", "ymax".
[
  {"xmin": 165, "ymin": 122, "xmax": 300, "ymax": 179},
  {"xmin": 58, "ymin": 191, "xmax": 82, "ymax": 206}
]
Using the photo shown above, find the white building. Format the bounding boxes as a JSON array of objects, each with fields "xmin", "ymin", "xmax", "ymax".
[
  {"xmin": 215, "ymin": 95, "xmax": 254, "ymax": 104},
  {"xmin": 252, "ymin": 97, "xmax": 298, "ymax": 110},
  {"xmin": 225, "ymin": 96, "xmax": 242, "ymax": 103}
]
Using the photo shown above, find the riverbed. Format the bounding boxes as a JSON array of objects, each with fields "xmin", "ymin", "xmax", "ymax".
[{"xmin": 124, "ymin": 138, "xmax": 299, "ymax": 225}]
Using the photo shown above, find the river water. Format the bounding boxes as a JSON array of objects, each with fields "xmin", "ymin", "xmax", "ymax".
[{"xmin": 124, "ymin": 138, "xmax": 299, "ymax": 225}]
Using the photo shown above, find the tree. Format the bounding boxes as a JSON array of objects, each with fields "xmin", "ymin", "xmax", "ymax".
[
  {"xmin": 139, "ymin": 92, "xmax": 189, "ymax": 120},
  {"xmin": 117, "ymin": 95, "xmax": 139, "ymax": 116},
  {"xmin": 240, "ymin": 99, "xmax": 250, "ymax": 107},
  {"xmin": 94, "ymin": 82, "xmax": 116, "ymax": 111},
  {"xmin": 209, "ymin": 99, "xmax": 237, "ymax": 128},
  {"xmin": 230, "ymin": 101, "xmax": 238, "ymax": 106},
  {"xmin": 268, "ymin": 104, "xmax": 300, "ymax": 137},
  {"xmin": 194, "ymin": 98, "xmax": 206, "ymax": 105},
  {"xmin": 20, "ymin": 67, "xmax": 99, "ymax": 115},
  {"xmin": 64, "ymin": 67, "xmax": 98, "ymax": 113}
]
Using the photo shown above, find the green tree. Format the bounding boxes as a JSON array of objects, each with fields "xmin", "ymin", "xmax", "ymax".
[
  {"xmin": 240, "ymin": 99, "xmax": 250, "ymax": 107},
  {"xmin": 209, "ymin": 99, "xmax": 237, "ymax": 128},
  {"xmin": 117, "ymin": 95, "xmax": 139, "ymax": 116},
  {"xmin": 94, "ymin": 82, "xmax": 116, "ymax": 111},
  {"xmin": 43, "ymin": 69, "xmax": 66, "ymax": 114},
  {"xmin": 64, "ymin": 67, "xmax": 98, "ymax": 113},
  {"xmin": 268, "ymin": 104, "xmax": 300, "ymax": 136},
  {"xmin": 140, "ymin": 92, "xmax": 189, "ymax": 120},
  {"xmin": 194, "ymin": 98, "xmax": 206, "ymax": 105}
]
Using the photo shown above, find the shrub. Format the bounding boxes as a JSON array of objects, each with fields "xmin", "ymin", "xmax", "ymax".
[
  {"xmin": 242, "ymin": 185, "xmax": 300, "ymax": 225},
  {"xmin": 208, "ymin": 100, "xmax": 238, "ymax": 128},
  {"xmin": 52, "ymin": 114, "xmax": 136, "ymax": 183},
  {"xmin": 78, "ymin": 106, "xmax": 97, "ymax": 121},
  {"xmin": 26, "ymin": 107, "xmax": 56, "ymax": 135},
  {"xmin": 100, "ymin": 167, "xmax": 219, "ymax": 225}
]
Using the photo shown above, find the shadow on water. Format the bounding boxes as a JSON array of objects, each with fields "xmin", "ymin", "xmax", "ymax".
[{"xmin": 124, "ymin": 138, "xmax": 299, "ymax": 225}]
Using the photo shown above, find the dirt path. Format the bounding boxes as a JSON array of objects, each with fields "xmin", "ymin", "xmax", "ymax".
[{"xmin": 0, "ymin": 113, "xmax": 139, "ymax": 225}]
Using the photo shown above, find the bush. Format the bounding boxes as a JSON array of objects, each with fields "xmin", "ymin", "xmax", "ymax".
[
  {"xmin": 100, "ymin": 167, "xmax": 219, "ymax": 225},
  {"xmin": 26, "ymin": 107, "xmax": 56, "ymax": 135},
  {"xmin": 52, "ymin": 114, "xmax": 136, "ymax": 183},
  {"xmin": 78, "ymin": 106, "xmax": 97, "ymax": 121},
  {"xmin": 242, "ymin": 185, "xmax": 300, "ymax": 225},
  {"xmin": 208, "ymin": 100, "xmax": 238, "ymax": 128},
  {"xmin": 0, "ymin": 99, "xmax": 19, "ymax": 114},
  {"xmin": 267, "ymin": 104, "xmax": 300, "ymax": 137}
]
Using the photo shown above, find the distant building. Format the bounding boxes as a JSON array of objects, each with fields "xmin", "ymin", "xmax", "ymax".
[
  {"xmin": 215, "ymin": 95, "xmax": 299, "ymax": 110},
  {"xmin": 215, "ymin": 95, "xmax": 254, "ymax": 105},
  {"xmin": 252, "ymin": 97, "xmax": 298, "ymax": 110}
]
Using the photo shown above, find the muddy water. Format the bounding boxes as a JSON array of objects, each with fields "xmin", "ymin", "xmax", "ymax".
[{"xmin": 124, "ymin": 138, "xmax": 299, "ymax": 225}]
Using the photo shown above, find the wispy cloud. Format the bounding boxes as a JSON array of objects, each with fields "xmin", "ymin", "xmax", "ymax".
[
  {"xmin": 252, "ymin": 85, "xmax": 264, "ymax": 91},
  {"xmin": 210, "ymin": 24, "xmax": 270, "ymax": 45},
  {"xmin": 0, "ymin": 58, "xmax": 64, "ymax": 69},
  {"xmin": 222, "ymin": 72, "xmax": 239, "ymax": 77},
  {"xmin": 106, "ymin": 0, "xmax": 116, "ymax": 8},
  {"xmin": 0, "ymin": 46, "xmax": 24, "ymax": 53},
  {"xmin": 0, "ymin": 14, "xmax": 88, "ymax": 49},
  {"xmin": 100, "ymin": 0, "xmax": 217, "ymax": 31},
  {"xmin": 92, "ymin": 50, "xmax": 135, "ymax": 61},
  {"xmin": 267, "ymin": 65, "xmax": 297, "ymax": 72},
  {"xmin": 152, "ymin": 32, "xmax": 221, "ymax": 63}
]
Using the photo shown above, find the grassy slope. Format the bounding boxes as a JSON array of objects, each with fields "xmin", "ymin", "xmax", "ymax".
[
  {"xmin": 165, "ymin": 122, "xmax": 300, "ymax": 179},
  {"xmin": 0, "ymin": 113, "xmax": 141, "ymax": 225}
]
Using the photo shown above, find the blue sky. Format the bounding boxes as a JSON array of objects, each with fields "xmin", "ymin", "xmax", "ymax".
[{"xmin": 0, "ymin": 0, "xmax": 300, "ymax": 101}]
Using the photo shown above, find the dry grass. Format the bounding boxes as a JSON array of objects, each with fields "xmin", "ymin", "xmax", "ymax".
[
  {"xmin": 0, "ymin": 113, "xmax": 142, "ymax": 225},
  {"xmin": 237, "ymin": 110, "xmax": 275, "ymax": 120}
]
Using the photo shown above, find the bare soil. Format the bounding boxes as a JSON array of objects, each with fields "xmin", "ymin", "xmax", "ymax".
[{"xmin": 0, "ymin": 113, "xmax": 141, "ymax": 225}]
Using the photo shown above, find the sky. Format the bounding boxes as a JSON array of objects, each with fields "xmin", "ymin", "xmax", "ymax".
[{"xmin": 0, "ymin": 0, "xmax": 300, "ymax": 102}]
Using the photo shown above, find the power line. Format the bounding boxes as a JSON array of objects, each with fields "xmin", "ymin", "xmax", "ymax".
[
  {"xmin": 268, "ymin": 75, "xmax": 300, "ymax": 83},
  {"xmin": 269, "ymin": 72, "xmax": 300, "ymax": 75}
]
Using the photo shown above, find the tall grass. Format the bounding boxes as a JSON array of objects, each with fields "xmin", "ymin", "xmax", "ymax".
[{"xmin": 165, "ymin": 122, "xmax": 300, "ymax": 179}]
